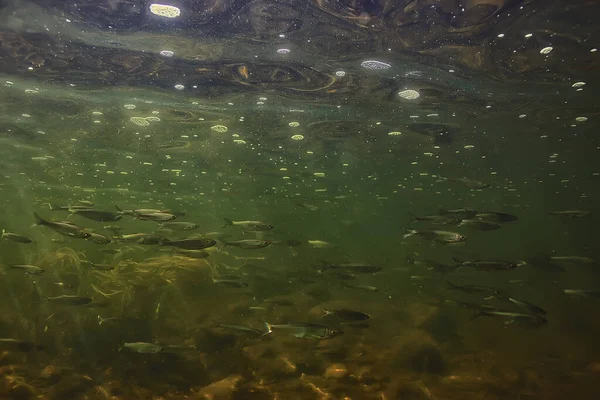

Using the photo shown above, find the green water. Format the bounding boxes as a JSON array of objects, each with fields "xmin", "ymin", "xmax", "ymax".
[{"xmin": 0, "ymin": 0, "xmax": 599, "ymax": 399}]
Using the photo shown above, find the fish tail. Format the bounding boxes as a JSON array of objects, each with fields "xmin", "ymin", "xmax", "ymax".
[
  {"xmin": 115, "ymin": 205, "xmax": 123, "ymax": 212},
  {"xmin": 222, "ymin": 218, "xmax": 233, "ymax": 228},
  {"xmin": 260, "ymin": 320, "xmax": 273, "ymax": 337},
  {"xmin": 322, "ymin": 308, "xmax": 333, "ymax": 317},
  {"xmin": 32, "ymin": 212, "xmax": 46, "ymax": 226},
  {"xmin": 49, "ymin": 204, "xmax": 63, "ymax": 211},
  {"xmin": 402, "ymin": 229, "xmax": 417, "ymax": 239},
  {"xmin": 451, "ymin": 257, "xmax": 463, "ymax": 264},
  {"xmin": 446, "ymin": 280, "xmax": 459, "ymax": 289}
]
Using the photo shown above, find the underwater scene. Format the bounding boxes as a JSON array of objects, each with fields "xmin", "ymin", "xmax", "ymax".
[{"xmin": 0, "ymin": 0, "xmax": 599, "ymax": 399}]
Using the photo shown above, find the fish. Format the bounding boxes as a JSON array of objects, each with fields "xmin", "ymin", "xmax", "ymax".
[
  {"xmin": 343, "ymin": 284, "xmax": 379, "ymax": 292},
  {"xmin": 437, "ymin": 208, "xmax": 478, "ymax": 219},
  {"xmin": 563, "ymin": 289, "xmax": 600, "ymax": 299},
  {"xmin": 474, "ymin": 212, "xmax": 518, "ymax": 222},
  {"xmin": 121, "ymin": 342, "xmax": 163, "ymax": 354},
  {"xmin": 270, "ymin": 239, "xmax": 302, "ymax": 247},
  {"xmin": 308, "ymin": 240, "xmax": 336, "ymax": 248},
  {"xmin": 412, "ymin": 215, "xmax": 461, "ymax": 225},
  {"xmin": 103, "ymin": 225, "xmax": 123, "ymax": 235},
  {"xmin": 474, "ymin": 309, "xmax": 548, "ymax": 327},
  {"xmin": 160, "ymin": 238, "xmax": 217, "ymax": 250},
  {"xmin": 295, "ymin": 202, "xmax": 319, "ymax": 211},
  {"xmin": 403, "ymin": 229, "xmax": 466, "ymax": 243},
  {"xmin": 8, "ymin": 264, "xmax": 44, "ymax": 275},
  {"xmin": 323, "ymin": 308, "xmax": 370, "ymax": 321},
  {"xmin": 505, "ymin": 297, "xmax": 547, "ymax": 316},
  {"xmin": 549, "ymin": 210, "xmax": 591, "ymax": 218},
  {"xmin": 49, "ymin": 204, "xmax": 92, "ymax": 211},
  {"xmin": 1, "ymin": 230, "xmax": 33, "ymax": 243},
  {"xmin": 82, "ymin": 261, "xmax": 114, "ymax": 271},
  {"xmin": 157, "ymin": 221, "xmax": 199, "ymax": 230},
  {"xmin": 86, "ymin": 232, "xmax": 112, "ymax": 244},
  {"xmin": 113, "ymin": 233, "xmax": 163, "ymax": 244},
  {"xmin": 46, "ymin": 295, "xmax": 93, "ymax": 306},
  {"xmin": 99, "ymin": 248, "xmax": 120, "ymax": 254},
  {"xmin": 0, "ymin": 338, "xmax": 43, "ymax": 352},
  {"xmin": 135, "ymin": 212, "xmax": 177, "ymax": 222},
  {"xmin": 222, "ymin": 239, "xmax": 271, "ymax": 249},
  {"xmin": 423, "ymin": 259, "xmax": 459, "ymax": 274},
  {"xmin": 77, "ymin": 200, "xmax": 95, "ymax": 207},
  {"xmin": 217, "ymin": 323, "xmax": 263, "ymax": 335},
  {"xmin": 262, "ymin": 322, "xmax": 342, "ymax": 340},
  {"xmin": 70, "ymin": 209, "xmax": 123, "ymax": 222},
  {"xmin": 320, "ymin": 262, "xmax": 381, "ymax": 274},
  {"xmin": 174, "ymin": 249, "xmax": 210, "ymax": 258},
  {"xmin": 457, "ymin": 219, "xmax": 501, "ymax": 231},
  {"xmin": 115, "ymin": 206, "xmax": 168, "ymax": 215},
  {"xmin": 452, "ymin": 257, "xmax": 523, "ymax": 271},
  {"xmin": 33, "ymin": 212, "xmax": 91, "ymax": 239},
  {"xmin": 212, "ymin": 278, "xmax": 249, "ymax": 288},
  {"xmin": 447, "ymin": 281, "xmax": 503, "ymax": 297},
  {"xmin": 222, "ymin": 218, "xmax": 274, "ymax": 231},
  {"xmin": 439, "ymin": 176, "xmax": 490, "ymax": 189},
  {"xmin": 526, "ymin": 255, "xmax": 564, "ymax": 272},
  {"xmin": 550, "ymin": 256, "xmax": 595, "ymax": 264}
]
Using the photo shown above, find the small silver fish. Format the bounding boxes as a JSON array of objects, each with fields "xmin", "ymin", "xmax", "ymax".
[
  {"xmin": 121, "ymin": 342, "xmax": 163, "ymax": 354},
  {"xmin": 1, "ymin": 230, "xmax": 33, "ymax": 243},
  {"xmin": 222, "ymin": 218, "xmax": 273, "ymax": 231},
  {"xmin": 9, "ymin": 264, "xmax": 44, "ymax": 275}
]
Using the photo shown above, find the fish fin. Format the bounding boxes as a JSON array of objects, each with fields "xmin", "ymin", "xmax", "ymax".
[
  {"xmin": 322, "ymin": 309, "xmax": 333, "ymax": 318},
  {"xmin": 402, "ymin": 229, "xmax": 417, "ymax": 239},
  {"xmin": 222, "ymin": 218, "xmax": 233, "ymax": 228},
  {"xmin": 0, "ymin": 229, "xmax": 5, "ymax": 239}
]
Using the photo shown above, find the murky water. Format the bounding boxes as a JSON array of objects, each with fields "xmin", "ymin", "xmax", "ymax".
[{"xmin": 0, "ymin": 1, "xmax": 599, "ymax": 399}]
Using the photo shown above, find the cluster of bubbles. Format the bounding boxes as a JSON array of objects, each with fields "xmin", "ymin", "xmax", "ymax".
[
  {"xmin": 160, "ymin": 50, "xmax": 174, "ymax": 57},
  {"xmin": 129, "ymin": 116, "xmax": 161, "ymax": 126},
  {"xmin": 360, "ymin": 60, "xmax": 391, "ymax": 70},
  {"xmin": 398, "ymin": 90, "xmax": 420, "ymax": 100},
  {"xmin": 211, "ymin": 125, "xmax": 228, "ymax": 133},
  {"xmin": 149, "ymin": 3, "xmax": 181, "ymax": 18}
]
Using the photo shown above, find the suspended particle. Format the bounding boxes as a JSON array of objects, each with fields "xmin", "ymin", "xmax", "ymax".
[
  {"xmin": 174, "ymin": 84, "xmax": 185, "ymax": 90},
  {"xmin": 130, "ymin": 117, "xmax": 150, "ymax": 126},
  {"xmin": 277, "ymin": 48, "xmax": 291, "ymax": 54},
  {"xmin": 291, "ymin": 134, "xmax": 304, "ymax": 140},
  {"xmin": 335, "ymin": 70, "xmax": 346, "ymax": 77},
  {"xmin": 288, "ymin": 121, "xmax": 300, "ymax": 127},
  {"xmin": 160, "ymin": 50, "xmax": 174, "ymax": 57},
  {"xmin": 149, "ymin": 3, "xmax": 181, "ymax": 18},
  {"xmin": 388, "ymin": 131, "xmax": 402, "ymax": 136},
  {"xmin": 360, "ymin": 60, "xmax": 391, "ymax": 70},
  {"xmin": 572, "ymin": 82, "xmax": 586, "ymax": 88},
  {"xmin": 398, "ymin": 89, "xmax": 420, "ymax": 100},
  {"xmin": 575, "ymin": 117, "xmax": 588, "ymax": 122},
  {"xmin": 211, "ymin": 125, "xmax": 228, "ymax": 133},
  {"xmin": 540, "ymin": 46, "xmax": 553, "ymax": 55}
]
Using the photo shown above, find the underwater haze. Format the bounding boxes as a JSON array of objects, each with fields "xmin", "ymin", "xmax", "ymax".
[{"xmin": 0, "ymin": 0, "xmax": 599, "ymax": 399}]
